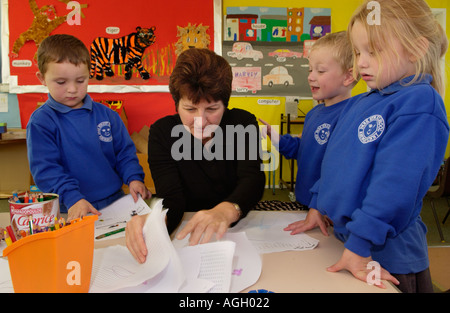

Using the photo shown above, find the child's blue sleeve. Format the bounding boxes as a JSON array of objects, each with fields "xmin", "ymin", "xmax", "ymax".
[{"xmin": 278, "ymin": 134, "xmax": 301, "ymax": 159}]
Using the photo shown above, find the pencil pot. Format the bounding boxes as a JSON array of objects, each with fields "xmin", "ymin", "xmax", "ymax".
[
  {"xmin": 3, "ymin": 215, "xmax": 98, "ymax": 293},
  {"xmin": 9, "ymin": 193, "xmax": 60, "ymax": 233}
]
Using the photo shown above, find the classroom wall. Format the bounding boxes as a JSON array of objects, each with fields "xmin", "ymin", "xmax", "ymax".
[{"xmin": 1, "ymin": 0, "xmax": 450, "ymax": 189}]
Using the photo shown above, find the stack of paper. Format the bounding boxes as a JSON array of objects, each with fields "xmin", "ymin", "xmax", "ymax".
[
  {"xmin": 90, "ymin": 199, "xmax": 176, "ymax": 292},
  {"xmin": 89, "ymin": 199, "xmax": 262, "ymax": 293}
]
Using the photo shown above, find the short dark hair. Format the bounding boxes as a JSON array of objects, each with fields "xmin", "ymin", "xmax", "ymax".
[
  {"xmin": 37, "ymin": 34, "xmax": 90, "ymax": 75},
  {"xmin": 169, "ymin": 48, "xmax": 232, "ymax": 108}
]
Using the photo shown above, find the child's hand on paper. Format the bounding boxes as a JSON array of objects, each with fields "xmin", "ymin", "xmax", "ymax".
[
  {"xmin": 327, "ymin": 248, "xmax": 400, "ymax": 289},
  {"xmin": 259, "ymin": 118, "xmax": 280, "ymax": 146},
  {"xmin": 284, "ymin": 208, "xmax": 330, "ymax": 236},
  {"xmin": 128, "ymin": 180, "xmax": 151, "ymax": 202},
  {"xmin": 67, "ymin": 199, "xmax": 101, "ymax": 222},
  {"xmin": 126, "ymin": 214, "xmax": 148, "ymax": 263}
]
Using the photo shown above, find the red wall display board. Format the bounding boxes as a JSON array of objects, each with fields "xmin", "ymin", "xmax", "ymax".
[
  {"xmin": 17, "ymin": 93, "xmax": 176, "ymax": 134},
  {"xmin": 6, "ymin": 0, "xmax": 216, "ymax": 132}
]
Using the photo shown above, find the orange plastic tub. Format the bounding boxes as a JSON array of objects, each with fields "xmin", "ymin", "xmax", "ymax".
[{"xmin": 3, "ymin": 215, "xmax": 98, "ymax": 293}]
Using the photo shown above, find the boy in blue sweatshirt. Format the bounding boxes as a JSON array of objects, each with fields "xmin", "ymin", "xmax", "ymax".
[
  {"xmin": 27, "ymin": 34, "xmax": 150, "ymax": 221},
  {"xmin": 260, "ymin": 31, "xmax": 358, "ymax": 234}
]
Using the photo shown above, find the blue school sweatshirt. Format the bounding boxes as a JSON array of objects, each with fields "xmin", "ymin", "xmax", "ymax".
[
  {"xmin": 309, "ymin": 75, "xmax": 449, "ymax": 274},
  {"xmin": 278, "ymin": 98, "xmax": 356, "ymax": 206},
  {"xmin": 26, "ymin": 94, "xmax": 144, "ymax": 211}
]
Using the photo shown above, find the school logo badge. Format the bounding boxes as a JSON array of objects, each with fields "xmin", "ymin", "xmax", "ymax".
[
  {"xmin": 314, "ymin": 123, "xmax": 331, "ymax": 145},
  {"xmin": 358, "ymin": 115, "xmax": 385, "ymax": 144},
  {"xmin": 97, "ymin": 121, "xmax": 112, "ymax": 142}
]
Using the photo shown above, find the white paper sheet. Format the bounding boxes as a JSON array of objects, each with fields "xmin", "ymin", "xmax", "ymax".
[
  {"xmin": 108, "ymin": 242, "xmax": 186, "ymax": 293},
  {"xmin": 178, "ymin": 241, "xmax": 236, "ymax": 293},
  {"xmin": 173, "ymin": 231, "xmax": 262, "ymax": 293},
  {"xmin": 229, "ymin": 211, "xmax": 319, "ymax": 254},
  {"xmin": 223, "ymin": 232, "xmax": 262, "ymax": 292},
  {"xmin": 90, "ymin": 199, "xmax": 173, "ymax": 293},
  {"xmin": 178, "ymin": 248, "xmax": 215, "ymax": 293}
]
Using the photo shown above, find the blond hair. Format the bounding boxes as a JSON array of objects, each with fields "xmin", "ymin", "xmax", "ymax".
[
  {"xmin": 348, "ymin": 0, "xmax": 448, "ymax": 96},
  {"xmin": 311, "ymin": 31, "xmax": 354, "ymax": 74}
]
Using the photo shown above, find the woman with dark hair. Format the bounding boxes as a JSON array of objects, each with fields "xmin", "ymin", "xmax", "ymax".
[{"xmin": 126, "ymin": 49, "xmax": 265, "ymax": 263}]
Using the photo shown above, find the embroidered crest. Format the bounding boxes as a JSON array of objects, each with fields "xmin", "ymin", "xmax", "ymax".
[
  {"xmin": 358, "ymin": 115, "xmax": 385, "ymax": 144},
  {"xmin": 314, "ymin": 123, "xmax": 331, "ymax": 145},
  {"xmin": 97, "ymin": 121, "xmax": 112, "ymax": 142}
]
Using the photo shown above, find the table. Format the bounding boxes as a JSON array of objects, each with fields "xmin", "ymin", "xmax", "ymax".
[
  {"xmin": 0, "ymin": 211, "xmax": 399, "ymax": 293},
  {"xmin": 241, "ymin": 226, "xmax": 399, "ymax": 293}
]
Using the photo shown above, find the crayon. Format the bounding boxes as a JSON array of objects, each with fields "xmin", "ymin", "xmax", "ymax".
[
  {"xmin": 6, "ymin": 226, "xmax": 16, "ymax": 242},
  {"xmin": 38, "ymin": 194, "xmax": 44, "ymax": 202},
  {"xmin": 12, "ymin": 193, "xmax": 21, "ymax": 203},
  {"xmin": 95, "ymin": 227, "xmax": 125, "ymax": 240},
  {"xmin": 28, "ymin": 215, "xmax": 34, "ymax": 235},
  {"xmin": 19, "ymin": 230, "xmax": 27, "ymax": 238},
  {"xmin": 4, "ymin": 231, "xmax": 12, "ymax": 246},
  {"xmin": 24, "ymin": 191, "xmax": 29, "ymax": 203},
  {"xmin": 54, "ymin": 217, "xmax": 60, "ymax": 230},
  {"xmin": 45, "ymin": 221, "xmax": 53, "ymax": 231}
]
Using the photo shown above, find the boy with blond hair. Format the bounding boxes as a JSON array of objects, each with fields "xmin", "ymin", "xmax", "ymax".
[{"xmin": 260, "ymin": 31, "xmax": 360, "ymax": 233}]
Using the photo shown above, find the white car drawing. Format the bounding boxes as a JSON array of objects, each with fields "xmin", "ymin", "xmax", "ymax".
[
  {"xmin": 263, "ymin": 66, "xmax": 294, "ymax": 87},
  {"xmin": 227, "ymin": 42, "xmax": 263, "ymax": 61}
]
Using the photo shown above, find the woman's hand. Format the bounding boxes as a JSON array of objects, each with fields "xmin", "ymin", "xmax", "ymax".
[
  {"xmin": 327, "ymin": 248, "xmax": 400, "ymax": 289},
  {"xmin": 125, "ymin": 214, "xmax": 148, "ymax": 263},
  {"xmin": 284, "ymin": 208, "xmax": 330, "ymax": 236},
  {"xmin": 176, "ymin": 202, "xmax": 240, "ymax": 245}
]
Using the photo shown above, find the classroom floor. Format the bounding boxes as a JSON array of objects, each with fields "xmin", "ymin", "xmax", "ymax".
[{"xmin": 1, "ymin": 187, "xmax": 449, "ymax": 292}]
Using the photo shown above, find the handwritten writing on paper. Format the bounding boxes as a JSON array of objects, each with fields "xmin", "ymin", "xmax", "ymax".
[{"xmin": 230, "ymin": 211, "xmax": 319, "ymax": 254}]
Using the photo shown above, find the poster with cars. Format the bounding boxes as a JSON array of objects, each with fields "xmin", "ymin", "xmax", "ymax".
[{"xmin": 223, "ymin": 6, "xmax": 331, "ymax": 97}]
